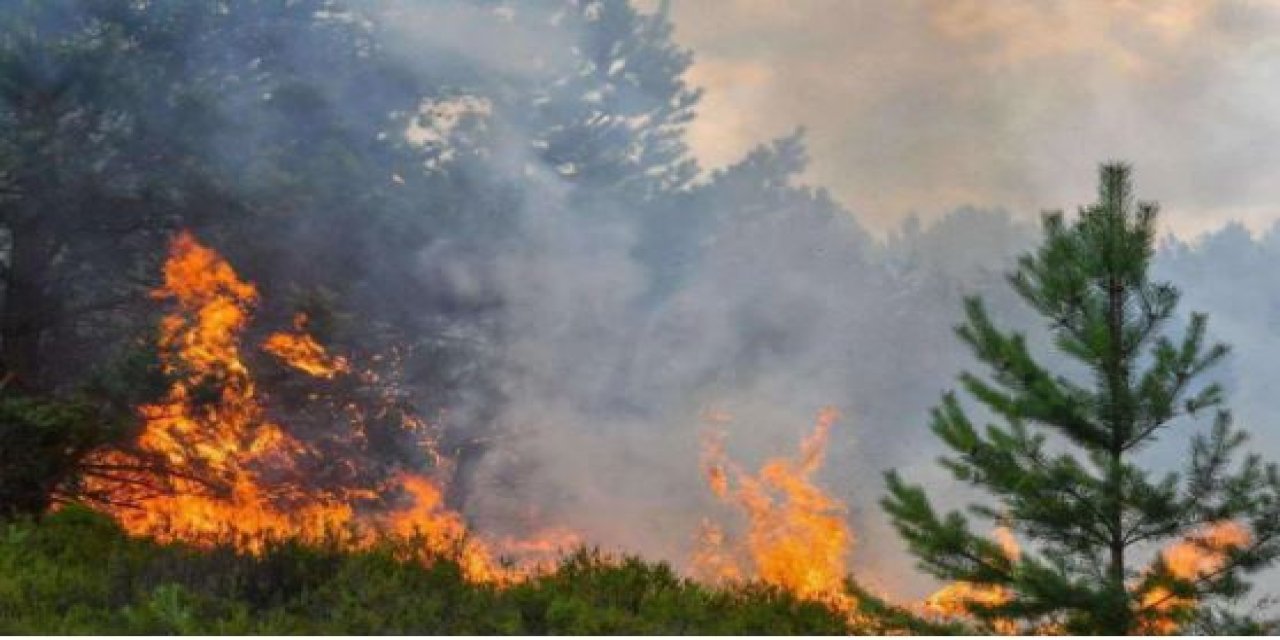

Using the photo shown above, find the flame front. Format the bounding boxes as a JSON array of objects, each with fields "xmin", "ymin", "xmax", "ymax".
[
  {"xmin": 72, "ymin": 230, "xmax": 1248, "ymax": 631},
  {"xmin": 84, "ymin": 231, "xmax": 565, "ymax": 583},
  {"xmin": 694, "ymin": 407, "xmax": 855, "ymax": 613}
]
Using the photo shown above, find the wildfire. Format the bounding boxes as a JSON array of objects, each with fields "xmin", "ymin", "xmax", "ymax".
[
  {"xmin": 381, "ymin": 472, "xmax": 508, "ymax": 582},
  {"xmin": 922, "ymin": 526, "xmax": 1019, "ymax": 634},
  {"xmin": 84, "ymin": 231, "xmax": 568, "ymax": 583},
  {"xmin": 921, "ymin": 521, "xmax": 1251, "ymax": 634},
  {"xmin": 263, "ymin": 313, "xmax": 350, "ymax": 378},
  {"xmin": 1139, "ymin": 521, "xmax": 1251, "ymax": 634},
  {"xmin": 86, "ymin": 230, "xmax": 1249, "ymax": 631},
  {"xmin": 694, "ymin": 407, "xmax": 856, "ymax": 613}
]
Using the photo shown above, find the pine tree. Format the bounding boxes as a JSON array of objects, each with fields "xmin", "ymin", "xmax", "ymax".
[{"xmin": 881, "ymin": 163, "xmax": 1280, "ymax": 634}]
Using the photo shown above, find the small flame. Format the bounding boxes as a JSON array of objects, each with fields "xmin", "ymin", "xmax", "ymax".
[
  {"xmin": 1139, "ymin": 521, "xmax": 1250, "ymax": 634},
  {"xmin": 923, "ymin": 521, "xmax": 1250, "ymax": 634},
  {"xmin": 263, "ymin": 313, "xmax": 350, "ymax": 379},
  {"xmin": 381, "ymin": 473, "xmax": 510, "ymax": 582},
  {"xmin": 694, "ymin": 407, "xmax": 855, "ymax": 613},
  {"xmin": 922, "ymin": 526, "xmax": 1019, "ymax": 634}
]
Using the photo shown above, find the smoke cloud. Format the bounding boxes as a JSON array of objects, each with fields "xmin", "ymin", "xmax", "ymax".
[
  {"xmin": 361, "ymin": 2, "xmax": 1280, "ymax": 603},
  {"xmin": 14, "ymin": 0, "xmax": 1280, "ymax": 608}
]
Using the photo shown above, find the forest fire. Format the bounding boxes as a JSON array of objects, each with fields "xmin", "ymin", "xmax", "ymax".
[
  {"xmin": 922, "ymin": 527, "xmax": 1019, "ymax": 633},
  {"xmin": 84, "ymin": 229, "xmax": 871, "ymax": 606},
  {"xmin": 694, "ymin": 407, "xmax": 857, "ymax": 613},
  {"xmin": 70, "ymin": 229, "xmax": 1260, "ymax": 630},
  {"xmin": 263, "ymin": 313, "xmax": 351, "ymax": 379},
  {"xmin": 1139, "ymin": 521, "xmax": 1251, "ymax": 634},
  {"xmin": 11, "ymin": 0, "xmax": 1280, "ymax": 632},
  {"xmin": 83, "ymin": 231, "xmax": 564, "ymax": 583},
  {"xmin": 920, "ymin": 522, "xmax": 1251, "ymax": 634}
]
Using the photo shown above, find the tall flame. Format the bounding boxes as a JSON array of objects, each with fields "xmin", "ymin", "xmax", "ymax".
[
  {"xmin": 694, "ymin": 407, "xmax": 855, "ymax": 613},
  {"xmin": 84, "ymin": 231, "xmax": 567, "ymax": 583},
  {"xmin": 83, "ymin": 230, "xmax": 1249, "ymax": 630}
]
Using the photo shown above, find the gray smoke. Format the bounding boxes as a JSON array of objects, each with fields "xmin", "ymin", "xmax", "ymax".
[{"xmin": 354, "ymin": 0, "xmax": 1280, "ymax": 604}]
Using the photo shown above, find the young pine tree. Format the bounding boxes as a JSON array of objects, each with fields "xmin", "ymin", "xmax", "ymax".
[{"xmin": 882, "ymin": 164, "xmax": 1280, "ymax": 634}]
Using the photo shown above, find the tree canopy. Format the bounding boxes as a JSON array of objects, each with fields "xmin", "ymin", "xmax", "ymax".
[{"xmin": 883, "ymin": 164, "xmax": 1280, "ymax": 634}]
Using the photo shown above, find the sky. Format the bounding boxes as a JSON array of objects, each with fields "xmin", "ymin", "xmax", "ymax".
[{"xmin": 657, "ymin": 0, "xmax": 1280, "ymax": 238}]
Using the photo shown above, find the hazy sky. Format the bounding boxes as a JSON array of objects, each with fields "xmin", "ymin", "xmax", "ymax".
[{"xmin": 659, "ymin": 0, "xmax": 1280, "ymax": 237}]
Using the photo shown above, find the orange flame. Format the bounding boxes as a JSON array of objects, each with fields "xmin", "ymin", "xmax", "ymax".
[
  {"xmin": 1139, "ymin": 521, "xmax": 1250, "ymax": 634},
  {"xmin": 695, "ymin": 407, "xmax": 855, "ymax": 613},
  {"xmin": 380, "ymin": 473, "xmax": 510, "ymax": 582},
  {"xmin": 84, "ymin": 231, "xmax": 567, "ymax": 583},
  {"xmin": 923, "ymin": 521, "xmax": 1251, "ymax": 634},
  {"xmin": 263, "ymin": 313, "xmax": 350, "ymax": 379},
  {"xmin": 922, "ymin": 526, "xmax": 1019, "ymax": 633},
  {"xmin": 95, "ymin": 230, "xmax": 1250, "ymax": 631}
]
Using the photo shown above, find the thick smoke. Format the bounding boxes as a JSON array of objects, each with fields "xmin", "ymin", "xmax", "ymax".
[
  {"xmin": 370, "ymin": 1, "xmax": 1026, "ymax": 594},
  {"xmin": 360, "ymin": 2, "xmax": 1280, "ymax": 603},
  {"xmin": 11, "ymin": 0, "xmax": 1280, "ymax": 607}
]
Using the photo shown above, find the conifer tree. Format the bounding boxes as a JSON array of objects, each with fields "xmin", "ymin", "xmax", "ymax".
[{"xmin": 882, "ymin": 163, "xmax": 1280, "ymax": 634}]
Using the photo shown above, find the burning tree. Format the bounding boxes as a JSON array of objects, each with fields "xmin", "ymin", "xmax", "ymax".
[
  {"xmin": 70, "ymin": 230, "xmax": 576, "ymax": 584},
  {"xmin": 882, "ymin": 164, "xmax": 1280, "ymax": 634}
]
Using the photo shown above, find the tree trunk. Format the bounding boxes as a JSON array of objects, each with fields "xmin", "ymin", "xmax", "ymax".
[
  {"xmin": 1103, "ymin": 272, "xmax": 1133, "ymax": 634},
  {"xmin": 1, "ymin": 223, "xmax": 51, "ymax": 389}
]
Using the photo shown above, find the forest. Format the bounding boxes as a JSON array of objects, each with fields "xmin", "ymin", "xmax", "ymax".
[{"xmin": 5, "ymin": 0, "xmax": 1280, "ymax": 635}]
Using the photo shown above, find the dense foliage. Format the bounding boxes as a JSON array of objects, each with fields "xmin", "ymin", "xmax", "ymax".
[
  {"xmin": 0, "ymin": 508, "xmax": 860, "ymax": 635},
  {"xmin": 883, "ymin": 165, "xmax": 1280, "ymax": 634}
]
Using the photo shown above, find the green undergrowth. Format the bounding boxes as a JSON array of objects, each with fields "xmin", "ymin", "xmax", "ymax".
[{"xmin": 0, "ymin": 507, "xmax": 873, "ymax": 634}]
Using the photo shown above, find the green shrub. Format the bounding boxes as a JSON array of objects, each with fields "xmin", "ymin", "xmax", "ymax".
[
  {"xmin": 0, "ymin": 394, "xmax": 118, "ymax": 518},
  {"xmin": 0, "ymin": 508, "xmax": 866, "ymax": 634}
]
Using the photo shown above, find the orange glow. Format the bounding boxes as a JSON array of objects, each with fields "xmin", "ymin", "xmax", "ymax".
[
  {"xmin": 263, "ymin": 313, "xmax": 350, "ymax": 378},
  {"xmin": 84, "ymin": 231, "xmax": 565, "ymax": 583},
  {"xmin": 694, "ymin": 407, "xmax": 855, "ymax": 613},
  {"xmin": 922, "ymin": 520, "xmax": 1251, "ymax": 634},
  {"xmin": 380, "ymin": 472, "xmax": 510, "ymax": 582},
  {"xmin": 95, "ymin": 231, "xmax": 1254, "ymax": 632},
  {"xmin": 85, "ymin": 231, "xmax": 351, "ymax": 549},
  {"xmin": 922, "ymin": 526, "xmax": 1018, "ymax": 633},
  {"xmin": 1139, "ymin": 521, "xmax": 1250, "ymax": 634}
]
